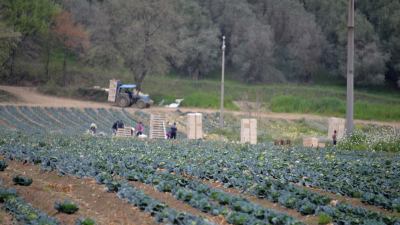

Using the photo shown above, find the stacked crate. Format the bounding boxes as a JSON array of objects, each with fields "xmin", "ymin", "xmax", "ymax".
[
  {"xmin": 187, "ymin": 113, "xmax": 203, "ymax": 139},
  {"xmin": 150, "ymin": 114, "xmax": 166, "ymax": 139},
  {"xmin": 328, "ymin": 117, "xmax": 345, "ymax": 140},
  {"xmin": 303, "ymin": 137, "xmax": 319, "ymax": 148},
  {"xmin": 241, "ymin": 119, "xmax": 257, "ymax": 144},
  {"xmin": 116, "ymin": 127, "xmax": 133, "ymax": 137},
  {"xmin": 108, "ymin": 79, "xmax": 120, "ymax": 102}
]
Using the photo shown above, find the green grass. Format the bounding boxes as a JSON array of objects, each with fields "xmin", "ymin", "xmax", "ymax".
[
  {"xmin": 270, "ymin": 95, "xmax": 400, "ymax": 121},
  {"xmin": 180, "ymin": 92, "xmax": 238, "ymax": 110},
  {"xmin": 0, "ymin": 90, "xmax": 17, "ymax": 102},
  {"xmin": 36, "ymin": 71, "xmax": 400, "ymax": 121}
]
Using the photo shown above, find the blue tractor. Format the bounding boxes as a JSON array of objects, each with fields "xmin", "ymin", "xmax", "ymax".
[{"xmin": 108, "ymin": 80, "xmax": 153, "ymax": 108}]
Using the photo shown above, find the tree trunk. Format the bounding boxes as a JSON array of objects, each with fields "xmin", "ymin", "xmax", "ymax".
[
  {"xmin": 134, "ymin": 70, "xmax": 147, "ymax": 91},
  {"xmin": 63, "ymin": 48, "xmax": 67, "ymax": 86},
  {"xmin": 45, "ymin": 40, "xmax": 51, "ymax": 81},
  {"xmin": 9, "ymin": 48, "xmax": 16, "ymax": 81}
]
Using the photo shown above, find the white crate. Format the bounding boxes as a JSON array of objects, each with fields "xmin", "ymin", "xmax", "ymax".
[
  {"xmin": 241, "ymin": 119, "xmax": 257, "ymax": 144},
  {"xmin": 328, "ymin": 117, "xmax": 345, "ymax": 140},
  {"xmin": 187, "ymin": 113, "xmax": 203, "ymax": 139},
  {"xmin": 108, "ymin": 79, "xmax": 120, "ymax": 102},
  {"xmin": 303, "ymin": 137, "xmax": 319, "ymax": 148}
]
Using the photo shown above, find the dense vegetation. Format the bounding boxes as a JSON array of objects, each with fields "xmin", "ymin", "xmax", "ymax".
[
  {"xmin": 1, "ymin": 0, "xmax": 400, "ymax": 89},
  {"xmin": 0, "ymin": 129, "xmax": 399, "ymax": 224}
]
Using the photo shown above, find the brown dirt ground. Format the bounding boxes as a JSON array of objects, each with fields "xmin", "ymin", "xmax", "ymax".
[
  {"xmin": 1, "ymin": 85, "xmax": 399, "ymax": 127},
  {"xmin": 0, "ymin": 208, "xmax": 14, "ymax": 225},
  {"xmin": 0, "ymin": 160, "xmax": 157, "ymax": 225}
]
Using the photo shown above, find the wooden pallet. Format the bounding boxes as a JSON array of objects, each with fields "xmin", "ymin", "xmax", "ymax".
[{"xmin": 116, "ymin": 127, "xmax": 133, "ymax": 137}]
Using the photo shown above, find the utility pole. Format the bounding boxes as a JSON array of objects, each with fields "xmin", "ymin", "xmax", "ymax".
[
  {"xmin": 220, "ymin": 36, "xmax": 226, "ymax": 128},
  {"xmin": 346, "ymin": 0, "xmax": 355, "ymax": 134}
]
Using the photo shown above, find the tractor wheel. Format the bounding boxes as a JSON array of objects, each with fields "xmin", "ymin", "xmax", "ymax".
[
  {"xmin": 117, "ymin": 96, "xmax": 130, "ymax": 108},
  {"xmin": 136, "ymin": 100, "xmax": 146, "ymax": 109}
]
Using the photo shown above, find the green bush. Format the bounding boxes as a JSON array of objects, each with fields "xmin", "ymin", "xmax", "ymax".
[
  {"xmin": 76, "ymin": 218, "xmax": 96, "ymax": 225},
  {"xmin": 55, "ymin": 200, "xmax": 79, "ymax": 214},
  {"xmin": 318, "ymin": 213, "xmax": 333, "ymax": 224},
  {"xmin": 13, "ymin": 175, "xmax": 33, "ymax": 186},
  {"xmin": 338, "ymin": 128, "xmax": 400, "ymax": 152},
  {"xmin": 0, "ymin": 160, "xmax": 8, "ymax": 171}
]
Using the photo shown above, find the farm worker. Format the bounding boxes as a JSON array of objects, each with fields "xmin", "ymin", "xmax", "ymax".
[
  {"xmin": 332, "ymin": 130, "xmax": 337, "ymax": 146},
  {"xmin": 169, "ymin": 122, "xmax": 177, "ymax": 139},
  {"xmin": 117, "ymin": 120, "xmax": 124, "ymax": 129},
  {"xmin": 90, "ymin": 123, "xmax": 97, "ymax": 135},
  {"xmin": 112, "ymin": 121, "xmax": 120, "ymax": 135},
  {"xmin": 135, "ymin": 122, "xmax": 144, "ymax": 136}
]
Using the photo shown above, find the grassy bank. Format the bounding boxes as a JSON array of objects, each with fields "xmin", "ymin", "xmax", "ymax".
[
  {"xmin": 141, "ymin": 75, "xmax": 400, "ymax": 121},
  {"xmin": 37, "ymin": 74, "xmax": 400, "ymax": 121},
  {"xmin": 0, "ymin": 90, "xmax": 18, "ymax": 102},
  {"xmin": 270, "ymin": 95, "xmax": 400, "ymax": 121}
]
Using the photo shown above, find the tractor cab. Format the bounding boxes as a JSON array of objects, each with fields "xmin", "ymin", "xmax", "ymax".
[{"xmin": 108, "ymin": 80, "xmax": 153, "ymax": 108}]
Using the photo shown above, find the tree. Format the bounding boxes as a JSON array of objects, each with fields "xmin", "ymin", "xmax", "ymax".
[
  {"xmin": 358, "ymin": 0, "xmax": 400, "ymax": 87},
  {"xmin": 173, "ymin": 0, "xmax": 220, "ymax": 80},
  {"xmin": 52, "ymin": 11, "xmax": 89, "ymax": 85},
  {"xmin": 249, "ymin": 0, "xmax": 325, "ymax": 82},
  {"xmin": 300, "ymin": 0, "xmax": 388, "ymax": 85},
  {"xmin": 0, "ymin": 22, "xmax": 20, "ymax": 78},
  {"xmin": 0, "ymin": 0, "xmax": 58, "ymax": 79},
  {"xmin": 107, "ymin": 0, "xmax": 182, "ymax": 90}
]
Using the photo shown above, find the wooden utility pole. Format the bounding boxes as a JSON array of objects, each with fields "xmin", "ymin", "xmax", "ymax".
[
  {"xmin": 346, "ymin": 0, "xmax": 355, "ymax": 134},
  {"xmin": 220, "ymin": 36, "xmax": 226, "ymax": 128}
]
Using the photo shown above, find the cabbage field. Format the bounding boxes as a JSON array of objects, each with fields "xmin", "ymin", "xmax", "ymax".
[{"xmin": 0, "ymin": 105, "xmax": 399, "ymax": 225}]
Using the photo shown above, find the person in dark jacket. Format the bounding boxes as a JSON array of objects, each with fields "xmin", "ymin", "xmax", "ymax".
[
  {"xmin": 112, "ymin": 121, "xmax": 118, "ymax": 135},
  {"xmin": 169, "ymin": 122, "xmax": 177, "ymax": 139},
  {"xmin": 117, "ymin": 120, "xmax": 124, "ymax": 129},
  {"xmin": 332, "ymin": 130, "xmax": 337, "ymax": 146}
]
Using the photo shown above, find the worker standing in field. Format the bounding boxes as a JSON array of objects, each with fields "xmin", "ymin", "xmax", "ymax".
[
  {"xmin": 169, "ymin": 122, "xmax": 177, "ymax": 139},
  {"xmin": 135, "ymin": 121, "xmax": 144, "ymax": 136},
  {"xmin": 89, "ymin": 123, "xmax": 97, "ymax": 135},
  {"xmin": 332, "ymin": 130, "xmax": 337, "ymax": 146}
]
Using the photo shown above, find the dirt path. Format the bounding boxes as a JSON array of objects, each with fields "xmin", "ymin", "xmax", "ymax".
[
  {"xmin": 0, "ymin": 85, "xmax": 110, "ymax": 108},
  {"xmin": 0, "ymin": 208, "xmax": 13, "ymax": 225},
  {"xmin": 0, "ymin": 161, "xmax": 157, "ymax": 225},
  {"xmin": 1, "ymin": 85, "xmax": 399, "ymax": 127}
]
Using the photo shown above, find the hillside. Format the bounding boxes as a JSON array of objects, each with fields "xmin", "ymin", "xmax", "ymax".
[{"xmin": 1, "ymin": 0, "xmax": 400, "ymax": 90}]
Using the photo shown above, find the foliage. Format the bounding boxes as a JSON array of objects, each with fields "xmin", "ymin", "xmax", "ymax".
[
  {"xmin": 0, "ymin": 160, "xmax": 8, "ymax": 171},
  {"xmin": 12, "ymin": 175, "xmax": 32, "ymax": 186},
  {"xmin": 318, "ymin": 213, "xmax": 332, "ymax": 225},
  {"xmin": 52, "ymin": 11, "xmax": 89, "ymax": 51},
  {"xmin": 0, "ymin": 187, "xmax": 59, "ymax": 224},
  {"xmin": 54, "ymin": 200, "xmax": 79, "ymax": 214},
  {"xmin": 1, "ymin": 0, "xmax": 59, "ymax": 36},
  {"xmin": 76, "ymin": 218, "xmax": 96, "ymax": 225},
  {"xmin": 1, "ymin": 128, "xmax": 399, "ymax": 224},
  {"xmin": 270, "ymin": 95, "xmax": 400, "ymax": 121},
  {"xmin": 338, "ymin": 127, "xmax": 400, "ymax": 152},
  {"xmin": 1, "ymin": 0, "xmax": 400, "ymax": 88},
  {"xmin": 180, "ymin": 92, "xmax": 239, "ymax": 110}
]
